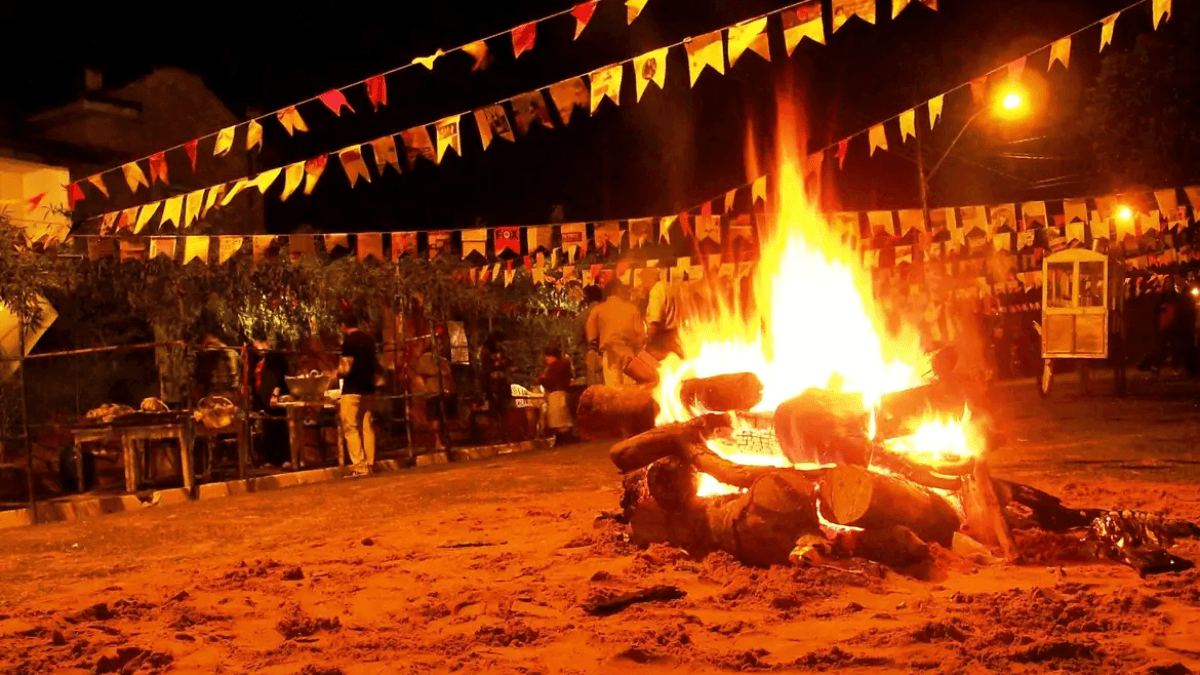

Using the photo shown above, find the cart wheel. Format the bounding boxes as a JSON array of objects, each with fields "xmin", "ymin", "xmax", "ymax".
[{"xmin": 1038, "ymin": 360, "xmax": 1054, "ymax": 398}]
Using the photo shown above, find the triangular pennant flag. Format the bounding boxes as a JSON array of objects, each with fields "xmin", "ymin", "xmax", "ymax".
[
  {"xmin": 836, "ymin": 138, "xmax": 849, "ymax": 168},
  {"xmin": 412, "ymin": 49, "xmax": 444, "ymax": 70},
  {"xmin": 246, "ymin": 120, "xmax": 263, "ymax": 151},
  {"xmin": 495, "ymin": 226, "xmax": 522, "ymax": 255},
  {"xmin": 686, "ymin": 31, "xmax": 725, "ymax": 86},
  {"xmin": 24, "ymin": 192, "xmax": 45, "ymax": 212},
  {"xmin": 589, "ymin": 64, "xmax": 623, "ymax": 112},
  {"xmin": 752, "ymin": 176, "xmax": 767, "ymax": 204},
  {"xmin": 463, "ymin": 41, "xmax": 491, "ymax": 71},
  {"xmin": 595, "ymin": 221, "xmax": 623, "ymax": 251},
  {"xmin": 252, "ymin": 167, "xmax": 282, "ymax": 194},
  {"xmin": 135, "ymin": 201, "xmax": 161, "ymax": 233},
  {"xmin": 391, "ymin": 232, "xmax": 417, "ymax": 260},
  {"xmin": 148, "ymin": 152, "xmax": 169, "ymax": 185},
  {"xmin": 365, "ymin": 75, "xmax": 388, "ymax": 110},
  {"xmin": 628, "ymin": 218, "xmax": 653, "ymax": 247},
  {"xmin": 400, "ymin": 127, "xmax": 437, "ymax": 166},
  {"xmin": 122, "ymin": 162, "xmax": 149, "ymax": 192},
  {"xmin": 548, "ymin": 77, "xmax": 590, "ymax": 124},
  {"xmin": 503, "ymin": 267, "xmax": 516, "ymax": 287},
  {"xmin": 281, "ymin": 162, "xmax": 305, "ymax": 201},
  {"xmin": 184, "ymin": 236, "xmax": 210, "ymax": 264},
  {"xmin": 511, "ymin": 92, "xmax": 553, "ymax": 136},
  {"xmin": 528, "ymin": 226, "xmax": 552, "ymax": 252},
  {"xmin": 159, "ymin": 196, "xmax": 183, "ymax": 228},
  {"xmin": 560, "ymin": 222, "xmax": 587, "ymax": 256},
  {"xmin": 1153, "ymin": 0, "xmax": 1170, "ymax": 28},
  {"xmin": 221, "ymin": 179, "xmax": 250, "ymax": 207},
  {"xmin": 491, "ymin": 262, "xmax": 502, "ymax": 282},
  {"xmin": 338, "ymin": 146, "xmax": 372, "ymax": 187},
  {"xmin": 572, "ymin": 1, "xmax": 598, "ymax": 39},
  {"xmin": 67, "ymin": 182, "xmax": 86, "ymax": 210},
  {"xmin": 100, "ymin": 211, "xmax": 119, "ymax": 235},
  {"xmin": 150, "ymin": 237, "xmax": 176, "ymax": 260},
  {"xmin": 782, "ymin": 1, "xmax": 824, "ymax": 54},
  {"xmin": 659, "ymin": 215, "xmax": 677, "ymax": 244},
  {"xmin": 969, "ymin": 76, "xmax": 987, "ymax": 104},
  {"xmin": 868, "ymin": 123, "xmax": 888, "ymax": 156},
  {"xmin": 184, "ymin": 189, "xmax": 205, "ymax": 227},
  {"xmin": 369, "ymin": 136, "xmax": 402, "ymax": 175},
  {"xmin": 724, "ymin": 189, "xmax": 737, "ymax": 213},
  {"xmin": 213, "ymin": 126, "xmax": 235, "ymax": 156},
  {"xmin": 319, "ymin": 89, "xmax": 354, "ymax": 116},
  {"xmin": 1048, "ymin": 37, "xmax": 1070, "ymax": 70},
  {"xmin": 898, "ymin": 209, "xmax": 925, "ymax": 235},
  {"xmin": 356, "ymin": 233, "xmax": 383, "ymax": 262},
  {"xmin": 277, "ymin": 106, "xmax": 308, "ymax": 135},
  {"xmin": 832, "ymin": 0, "xmax": 875, "ymax": 32},
  {"xmin": 86, "ymin": 174, "xmax": 109, "ymax": 198},
  {"xmin": 462, "ymin": 229, "xmax": 487, "ymax": 259},
  {"xmin": 512, "ymin": 21, "xmax": 537, "ymax": 58},
  {"xmin": 435, "ymin": 115, "xmax": 462, "ymax": 162},
  {"xmin": 899, "ymin": 109, "xmax": 916, "ymax": 142},
  {"xmin": 928, "ymin": 94, "xmax": 944, "ymax": 129},
  {"xmin": 218, "ymin": 236, "xmax": 243, "ymax": 264},
  {"xmin": 184, "ymin": 139, "xmax": 199, "ymax": 172},
  {"xmin": 1007, "ymin": 56, "xmax": 1027, "ymax": 82},
  {"xmin": 252, "ymin": 235, "xmax": 275, "ymax": 263},
  {"xmin": 1154, "ymin": 189, "xmax": 1178, "ymax": 216},
  {"xmin": 633, "ymin": 47, "xmax": 669, "ymax": 102},
  {"xmin": 1099, "ymin": 13, "xmax": 1118, "ymax": 52},
  {"xmin": 727, "ymin": 17, "xmax": 769, "ymax": 66},
  {"xmin": 625, "ymin": 0, "xmax": 648, "ymax": 24},
  {"xmin": 288, "ymin": 234, "xmax": 315, "ymax": 262},
  {"xmin": 475, "ymin": 105, "xmax": 515, "ymax": 150}
]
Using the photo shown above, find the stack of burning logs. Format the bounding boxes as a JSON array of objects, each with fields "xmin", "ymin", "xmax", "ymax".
[{"xmin": 593, "ymin": 361, "xmax": 1198, "ymax": 576}]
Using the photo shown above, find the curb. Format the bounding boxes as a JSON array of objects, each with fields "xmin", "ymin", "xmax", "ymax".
[{"xmin": 0, "ymin": 438, "xmax": 554, "ymax": 530}]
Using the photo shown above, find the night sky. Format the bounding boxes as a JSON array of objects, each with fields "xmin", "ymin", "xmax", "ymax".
[{"xmin": 1, "ymin": 0, "xmax": 1151, "ymax": 234}]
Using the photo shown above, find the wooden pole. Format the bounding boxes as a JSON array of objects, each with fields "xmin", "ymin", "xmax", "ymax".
[{"xmin": 18, "ymin": 310, "xmax": 36, "ymax": 521}]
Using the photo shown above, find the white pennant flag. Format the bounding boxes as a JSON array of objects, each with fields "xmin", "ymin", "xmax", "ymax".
[
  {"xmin": 589, "ymin": 64, "xmax": 623, "ymax": 113},
  {"xmin": 633, "ymin": 47, "xmax": 669, "ymax": 102},
  {"xmin": 685, "ymin": 31, "xmax": 725, "ymax": 86}
]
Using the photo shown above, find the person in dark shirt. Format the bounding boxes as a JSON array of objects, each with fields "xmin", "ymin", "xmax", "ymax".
[
  {"xmin": 337, "ymin": 312, "xmax": 378, "ymax": 476},
  {"xmin": 253, "ymin": 337, "xmax": 291, "ymax": 468},
  {"xmin": 537, "ymin": 347, "xmax": 575, "ymax": 442}
]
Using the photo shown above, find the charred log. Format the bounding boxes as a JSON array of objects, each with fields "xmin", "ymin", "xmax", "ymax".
[
  {"xmin": 678, "ymin": 372, "xmax": 764, "ymax": 412},
  {"xmin": 819, "ymin": 465, "xmax": 960, "ymax": 547},
  {"xmin": 869, "ymin": 444, "xmax": 966, "ymax": 491},
  {"xmin": 576, "ymin": 385, "xmax": 659, "ymax": 441},
  {"xmin": 646, "ymin": 457, "xmax": 700, "ymax": 511},
  {"xmin": 582, "ymin": 585, "xmax": 687, "ymax": 616},
  {"xmin": 959, "ymin": 460, "xmax": 1020, "ymax": 562},
  {"xmin": 774, "ymin": 389, "xmax": 870, "ymax": 466},
  {"xmin": 627, "ymin": 499, "xmax": 711, "ymax": 551},
  {"xmin": 609, "ymin": 413, "xmax": 731, "ymax": 473},
  {"xmin": 992, "ymin": 479, "xmax": 1106, "ymax": 532},
  {"xmin": 832, "ymin": 525, "xmax": 932, "ymax": 569}
]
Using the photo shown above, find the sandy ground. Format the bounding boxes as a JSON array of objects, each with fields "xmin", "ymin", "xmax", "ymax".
[{"xmin": 2, "ymin": 374, "xmax": 1200, "ymax": 675}]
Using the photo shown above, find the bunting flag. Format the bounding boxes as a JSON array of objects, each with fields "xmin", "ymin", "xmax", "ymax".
[
  {"xmin": 752, "ymin": 176, "xmax": 767, "ymax": 204},
  {"xmin": 1021, "ymin": 201, "xmax": 1047, "ymax": 228},
  {"xmin": 893, "ymin": 0, "xmax": 935, "ymax": 18},
  {"xmin": 428, "ymin": 231, "xmax": 451, "ymax": 259},
  {"xmin": 400, "ymin": 127, "xmax": 437, "ymax": 166},
  {"xmin": 324, "ymin": 233, "xmax": 349, "ymax": 253},
  {"xmin": 462, "ymin": 229, "xmax": 487, "ymax": 259},
  {"xmin": 659, "ymin": 215, "xmax": 676, "ymax": 243},
  {"xmin": 159, "ymin": 196, "xmax": 182, "ymax": 228},
  {"xmin": 412, "ymin": 49, "xmax": 444, "ymax": 70},
  {"xmin": 184, "ymin": 189, "xmax": 204, "ymax": 227},
  {"xmin": 504, "ymin": 267, "xmax": 516, "ymax": 287},
  {"xmin": 220, "ymin": 179, "xmax": 249, "ymax": 207},
  {"xmin": 279, "ymin": 162, "xmax": 303, "ymax": 202},
  {"xmin": 277, "ymin": 107, "xmax": 308, "ymax": 135},
  {"xmin": 319, "ymin": 89, "xmax": 354, "ymax": 116},
  {"xmin": 724, "ymin": 189, "xmax": 737, "ymax": 213},
  {"xmin": 67, "ymin": 182, "xmax": 86, "ymax": 210},
  {"xmin": 339, "ymin": 146, "xmax": 372, "ymax": 187},
  {"xmin": 528, "ymin": 225, "xmax": 552, "ymax": 252},
  {"xmin": 366, "ymin": 75, "xmax": 388, "ymax": 110},
  {"xmin": 1063, "ymin": 199, "xmax": 1088, "ymax": 225},
  {"xmin": 867, "ymin": 210, "xmax": 895, "ymax": 236},
  {"xmin": 696, "ymin": 215, "xmax": 720, "ymax": 243},
  {"xmin": 87, "ymin": 174, "xmax": 109, "ymax": 198},
  {"xmin": 727, "ymin": 18, "xmax": 770, "ymax": 66},
  {"xmin": 686, "ymin": 31, "xmax": 725, "ymax": 86},
  {"xmin": 969, "ymin": 76, "xmax": 986, "ymax": 104},
  {"xmin": 589, "ymin": 64, "xmax": 623, "ymax": 112},
  {"xmin": 100, "ymin": 211, "xmax": 119, "ymax": 235},
  {"xmin": 868, "ymin": 123, "xmax": 888, "ymax": 156},
  {"xmin": 899, "ymin": 109, "xmax": 916, "ymax": 142},
  {"xmin": 548, "ymin": 77, "xmax": 590, "ymax": 125},
  {"xmin": 213, "ymin": 126, "xmax": 235, "ymax": 156},
  {"xmin": 202, "ymin": 185, "xmax": 224, "ymax": 217},
  {"xmin": 1153, "ymin": 0, "xmax": 1170, "ymax": 28},
  {"xmin": 289, "ymin": 234, "xmax": 315, "ymax": 261},
  {"xmin": 625, "ymin": 0, "xmax": 648, "ymax": 24},
  {"xmin": 475, "ymin": 105, "xmax": 515, "ymax": 150},
  {"xmin": 1007, "ymin": 56, "xmax": 1026, "ymax": 82},
  {"xmin": 836, "ymin": 139, "xmax": 849, "ymax": 168},
  {"xmin": 928, "ymin": 94, "xmax": 944, "ymax": 129},
  {"xmin": 123, "ymin": 162, "xmax": 150, "ymax": 192},
  {"xmin": 595, "ymin": 221, "xmax": 623, "ymax": 251},
  {"xmin": 512, "ymin": 21, "xmax": 537, "ymax": 58},
  {"xmin": 832, "ymin": 0, "xmax": 875, "ymax": 32},
  {"xmin": 560, "ymin": 222, "xmax": 587, "ymax": 256},
  {"xmin": 357, "ymin": 233, "xmax": 384, "ymax": 261},
  {"xmin": 370, "ymin": 136, "xmax": 402, "ymax": 175},
  {"xmin": 184, "ymin": 236, "xmax": 210, "ymax": 264},
  {"xmin": 628, "ymin": 218, "xmax": 653, "ymax": 247},
  {"xmin": 782, "ymin": 1, "xmax": 824, "ymax": 54},
  {"xmin": 150, "ymin": 237, "xmax": 176, "ymax": 260},
  {"xmin": 246, "ymin": 120, "xmax": 263, "ymax": 151},
  {"xmin": 135, "ymin": 201, "xmax": 161, "ymax": 234},
  {"xmin": 463, "ymin": 41, "xmax": 491, "ymax": 71},
  {"xmin": 1048, "ymin": 37, "xmax": 1071, "ymax": 70},
  {"xmin": 391, "ymin": 232, "xmax": 417, "ymax": 260},
  {"xmin": 304, "ymin": 156, "xmax": 327, "ymax": 195},
  {"xmin": 24, "ymin": 192, "xmax": 45, "ymax": 212},
  {"xmin": 495, "ymin": 226, "xmax": 522, "ymax": 255},
  {"xmin": 184, "ymin": 140, "xmax": 199, "ymax": 172},
  {"xmin": 435, "ymin": 115, "xmax": 462, "ymax": 162},
  {"xmin": 897, "ymin": 209, "xmax": 925, "ymax": 235},
  {"xmin": 1154, "ymin": 189, "xmax": 1178, "ymax": 216},
  {"xmin": 148, "ymin": 152, "xmax": 169, "ymax": 185},
  {"xmin": 218, "ymin": 236, "xmax": 243, "ymax": 264},
  {"xmin": 252, "ymin": 235, "xmax": 275, "ymax": 262},
  {"xmin": 572, "ymin": 1, "xmax": 598, "ymax": 39},
  {"xmin": 633, "ymin": 47, "xmax": 669, "ymax": 101},
  {"xmin": 252, "ymin": 167, "xmax": 282, "ymax": 194},
  {"xmin": 512, "ymin": 91, "xmax": 553, "ymax": 135}
]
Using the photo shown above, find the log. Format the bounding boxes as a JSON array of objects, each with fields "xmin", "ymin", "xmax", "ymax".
[
  {"xmin": 774, "ymin": 388, "xmax": 869, "ymax": 466},
  {"xmin": 992, "ymin": 478, "xmax": 1105, "ymax": 532},
  {"xmin": 582, "ymin": 585, "xmax": 687, "ymax": 616},
  {"xmin": 678, "ymin": 372, "xmax": 764, "ymax": 412},
  {"xmin": 703, "ymin": 472, "xmax": 823, "ymax": 567},
  {"xmin": 960, "ymin": 460, "xmax": 1020, "ymax": 561},
  {"xmin": 576, "ymin": 385, "xmax": 659, "ymax": 441},
  {"xmin": 609, "ymin": 413, "xmax": 731, "ymax": 473},
  {"xmin": 818, "ymin": 465, "xmax": 960, "ymax": 547},
  {"xmin": 870, "ymin": 444, "xmax": 967, "ymax": 491},
  {"xmin": 646, "ymin": 457, "xmax": 700, "ymax": 511},
  {"xmin": 832, "ymin": 525, "xmax": 932, "ymax": 569},
  {"xmin": 628, "ymin": 498, "xmax": 712, "ymax": 551}
]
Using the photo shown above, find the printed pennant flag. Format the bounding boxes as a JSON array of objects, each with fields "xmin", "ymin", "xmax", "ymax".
[
  {"xmin": 400, "ymin": 127, "xmax": 437, "ymax": 166},
  {"xmin": 277, "ymin": 106, "xmax": 308, "ymax": 135},
  {"xmin": 560, "ymin": 222, "xmax": 587, "ymax": 256},
  {"xmin": 782, "ymin": 1, "xmax": 824, "ymax": 54},
  {"xmin": 435, "ymin": 115, "xmax": 462, "ymax": 162},
  {"xmin": 1048, "ymin": 37, "xmax": 1071, "ymax": 70},
  {"xmin": 1099, "ymin": 13, "xmax": 1118, "ymax": 52},
  {"xmin": 356, "ymin": 233, "xmax": 384, "ymax": 262},
  {"xmin": 686, "ymin": 31, "xmax": 725, "ymax": 86},
  {"xmin": 727, "ymin": 17, "xmax": 770, "ymax": 66},
  {"xmin": 184, "ymin": 236, "xmax": 210, "ymax": 264},
  {"xmin": 369, "ymin": 136, "xmax": 402, "ymax": 175},
  {"xmin": 462, "ymin": 229, "xmax": 487, "ymax": 259},
  {"xmin": 289, "ymin": 234, "xmax": 316, "ymax": 262},
  {"xmin": 1063, "ymin": 199, "xmax": 1088, "ymax": 225},
  {"xmin": 475, "ymin": 105, "xmax": 515, "ymax": 149},
  {"xmin": 365, "ymin": 75, "xmax": 388, "ymax": 110},
  {"xmin": 696, "ymin": 215, "xmax": 721, "ymax": 243},
  {"xmin": 319, "ymin": 89, "xmax": 354, "ymax": 116},
  {"xmin": 625, "ymin": 0, "xmax": 648, "ymax": 24},
  {"xmin": 338, "ymin": 146, "xmax": 372, "ymax": 187},
  {"xmin": 595, "ymin": 221, "xmax": 623, "ymax": 251},
  {"xmin": 832, "ymin": 0, "xmax": 875, "ymax": 32},
  {"xmin": 868, "ymin": 123, "xmax": 888, "ymax": 156},
  {"xmin": 87, "ymin": 174, "xmax": 109, "ymax": 198},
  {"xmin": 246, "ymin": 120, "xmax": 263, "ymax": 151},
  {"xmin": 899, "ymin": 109, "xmax": 916, "ymax": 142},
  {"xmin": 589, "ymin": 64, "xmax": 623, "ymax": 112},
  {"xmin": 628, "ymin": 218, "xmax": 653, "ymax": 247},
  {"xmin": 1153, "ymin": 0, "xmax": 1170, "ymax": 28},
  {"xmin": 218, "ymin": 236, "xmax": 243, "ymax": 264},
  {"xmin": 633, "ymin": 47, "xmax": 669, "ymax": 102},
  {"xmin": 150, "ymin": 237, "xmax": 175, "ymax": 260},
  {"xmin": 893, "ymin": 0, "xmax": 935, "ymax": 18},
  {"xmin": 122, "ymin": 162, "xmax": 150, "ymax": 193},
  {"xmin": 988, "ymin": 204, "xmax": 1017, "ymax": 232},
  {"xmin": 495, "ymin": 226, "xmax": 522, "ymax": 255},
  {"xmin": 527, "ymin": 225, "xmax": 552, "ymax": 252},
  {"xmin": 548, "ymin": 77, "xmax": 589, "ymax": 124},
  {"xmin": 572, "ymin": 1, "xmax": 598, "ymax": 39},
  {"xmin": 511, "ymin": 91, "xmax": 553, "ymax": 136},
  {"xmin": 391, "ymin": 232, "xmax": 417, "ymax": 260},
  {"xmin": 213, "ymin": 126, "xmax": 235, "ymax": 156},
  {"xmin": 148, "ymin": 152, "xmax": 169, "ymax": 185},
  {"xmin": 184, "ymin": 139, "xmax": 199, "ymax": 172},
  {"xmin": 135, "ymin": 201, "xmax": 161, "ymax": 234},
  {"xmin": 304, "ymin": 155, "xmax": 327, "ymax": 195},
  {"xmin": 184, "ymin": 189, "xmax": 205, "ymax": 227},
  {"xmin": 463, "ymin": 41, "xmax": 491, "ymax": 71},
  {"xmin": 1020, "ymin": 201, "xmax": 1048, "ymax": 229},
  {"xmin": 427, "ymin": 231, "xmax": 451, "ymax": 259},
  {"xmin": 928, "ymin": 94, "xmax": 944, "ymax": 129},
  {"xmin": 512, "ymin": 21, "xmax": 537, "ymax": 58},
  {"xmin": 100, "ymin": 211, "xmax": 119, "ymax": 235}
]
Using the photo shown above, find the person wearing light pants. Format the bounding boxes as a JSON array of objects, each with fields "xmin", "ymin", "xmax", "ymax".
[{"xmin": 337, "ymin": 312, "xmax": 378, "ymax": 476}]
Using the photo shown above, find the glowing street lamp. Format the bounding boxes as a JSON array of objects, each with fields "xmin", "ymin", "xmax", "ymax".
[{"xmin": 1115, "ymin": 206, "xmax": 1133, "ymax": 222}]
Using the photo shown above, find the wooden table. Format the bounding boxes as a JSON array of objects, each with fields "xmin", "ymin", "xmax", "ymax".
[
  {"xmin": 278, "ymin": 399, "xmax": 345, "ymax": 469},
  {"xmin": 70, "ymin": 417, "xmax": 195, "ymax": 495}
]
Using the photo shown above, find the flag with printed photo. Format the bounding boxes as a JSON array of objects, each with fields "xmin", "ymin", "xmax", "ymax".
[
  {"xmin": 959, "ymin": 205, "xmax": 987, "ymax": 233},
  {"xmin": 633, "ymin": 47, "xmax": 668, "ymax": 101},
  {"xmin": 595, "ymin": 221, "xmax": 622, "ymax": 251},
  {"xmin": 427, "ymin": 231, "xmax": 451, "ymax": 259},
  {"xmin": 369, "ymin": 136, "xmax": 402, "ymax": 175},
  {"xmin": 832, "ymin": 0, "xmax": 875, "ymax": 32},
  {"xmin": 338, "ymin": 146, "xmax": 372, "ymax": 187},
  {"xmin": 495, "ymin": 227, "xmax": 522, "ymax": 255},
  {"xmin": 782, "ymin": 1, "xmax": 824, "ymax": 53},
  {"xmin": 1020, "ymin": 202, "xmax": 1047, "ymax": 229},
  {"xmin": 696, "ymin": 215, "xmax": 721, "ymax": 243},
  {"xmin": 589, "ymin": 64, "xmax": 623, "ymax": 113},
  {"xmin": 628, "ymin": 218, "xmax": 653, "ymax": 247},
  {"xmin": 685, "ymin": 31, "xmax": 725, "ymax": 86},
  {"xmin": 929, "ymin": 207, "xmax": 956, "ymax": 232},
  {"xmin": 560, "ymin": 222, "xmax": 587, "ymax": 256},
  {"xmin": 511, "ymin": 91, "xmax": 553, "ymax": 136},
  {"xmin": 548, "ymin": 77, "xmax": 589, "ymax": 125},
  {"xmin": 474, "ymin": 105, "xmax": 515, "ymax": 150},
  {"xmin": 988, "ymin": 204, "xmax": 1017, "ymax": 232},
  {"xmin": 435, "ymin": 115, "xmax": 462, "ymax": 162},
  {"xmin": 727, "ymin": 18, "xmax": 769, "ymax": 66},
  {"xmin": 400, "ymin": 126, "xmax": 437, "ymax": 167}
]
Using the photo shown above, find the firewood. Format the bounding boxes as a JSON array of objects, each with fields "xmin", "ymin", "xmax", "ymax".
[
  {"xmin": 992, "ymin": 478, "xmax": 1106, "ymax": 532},
  {"xmin": 582, "ymin": 585, "xmax": 687, "ymax": 616},
  {"xmin": 646, "ymin": 457, "xmax": 700, "ymax": 511},
  {"xmin": 869, "ymin": 444, "xmax": 967, "ymax": 491},
  {"xmin": 818, "ymin": 465, "xmax": 960, "ymax": 547},
  {"xmin": 628, "ymin": 498, "xmax": 711, "ymax": 551},
  {"xmin": 774, "ymin": 388, "xmax": 869, "ymax": 465},
  {"xmin": 609, "ymin": 413, "xmax": 731, "ymax": 473},
  {"xmin": 960, "ymin": 460, "xmax": 1020, "ymax": 562},
  {"xmin": 832, "ymin": 525, "xmax": 931, "ymax": 568},
  {"xmin": 875, "ymin": 383, "xmax": 967, "ymax": 439},
  {"xmin": 678, "ymin": 372, "xmax": 764, "ymax": 412},
  {"xmin": 576, "ymin": 385, "xmax": 659, "ymax": 441}
]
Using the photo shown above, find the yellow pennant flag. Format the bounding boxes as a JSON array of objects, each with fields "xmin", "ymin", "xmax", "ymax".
[
  {"xmin": 868, "ymin": 123, "xmax": 888, "ymax": 156},
  {"xmin": 832, "ymin": 0, "xmax": 875, "ymax": 32},
  {"xmin": 752, "ymin": 176, "xmax": 767, "ymax": 204},
  {"xmin": 928, "ymin": 94, "xmax": 944, "ymax": 129},
  {"xmin": 1100, "ymin": 12, "xmax": 1119, "ymax": 51},
  {"xmin": 1153, "ymin": 0, "xmax": 1170, "ymax": 28},
  {"xmin": 202, "ymin": 184, "xmax": 225, "ymax": 217},
  {"xmin": 135, "ymin": 201, "xmax": 161, "ymax": 233},
  {"xmin": 213, "ymin": 126, "xmax": 235, "ymax": 156},
  {"xmin": 218, "ymin": 236, "xmax": 243, "ymax": 264},
  {"xmin": 184, "ymin": 236, "xmax": 210, "ymax": 264},
  {"xmin": 782, "ymin": 1, "xmax": 824, "ymax": 54},
  {"xmin": 184, "ymin": 189, "xmax": 205, "ymax": 228},
  {"xmin": 122, "ymin": 162, "xmax": 149, "ymax": 192},
  {"xmin": 1048, "ymin": 37, "xmax": 1070, "ymax": 70},
  {"xmin": 632, "ymin": 47, "xmax": 668, "ymax": 102},
  {"xmin": 548, "ymin": 77, "xmax": 590, "ymax": 125},
  {"xmin": 246, "ymin": 119, "xmax": 263, "ymax": 151},
  {"xmin": 369, "ymin": 136, "xmax": 402, "ymax": 175},
  {"xmin": 221, "ymin": 178, "xmax": 250, "ymax": 206},
  {"xmin": 625, "ymin": 0, "xmax": 647, "ymax": 24},
  {"xmin": 462, "ymin": 229, "xmax": 487, "ymax": 259},
  {"xmin": 338, "ymin": 146, "xmax": 372, "ymax": 187},
  {"xmin": 727, "ymin": 18, "xmax": 769, "ymax": 66},
  {"xmin": 304, "ymin": 156, "xmax": 327, "ymax": 195},
  {"xmin": 276, "ymin": 106, "xmax": 308, "ymax": 136},
  {"xmin": 686, "ymin": 31, "xmax": 725, "ymax": 86},
  {"xmin": 159, "ymin": 195, "xmax": 183, "ymax": 228},
  {"xmin": 412, "ymin": 48, "xmax": 444, "ymax": 70},
  {"xmin": 281, "ymin": 162, "xmax": 305, "ymax": 201},
  {"xmin": 589, "ymin": 64, "xmax": 623, "ymax": 112},
  {"xmin": 528, "ymin": 225, "xmax": 553, "ymax": 252},
  {"xmin": 435, "ymin": 115, "xmax": 462, "ymax": 162},
  {"xmin": 87, "ymin": 174, "xmax": 109, "ymax": 198},
  {"xmin": 100, "ymin": 211, "xmax": 118, "ymax": 235},
  {"xmin": 252, "ymin": 235, "xmax": 275, "ymax": 262},
  {"xmin": 899, "ymin": 109, "xmax": 916, "ymax": 142},
  {"xmin": 659, "ymin": 215, "xmax": 676, "ymax": 244},
  {"xmin": 252, "ymin": 167, "xmax": 282, "ymax": 194}
]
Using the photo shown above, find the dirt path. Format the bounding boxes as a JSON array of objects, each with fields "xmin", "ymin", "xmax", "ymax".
[{"xmin": 1, "ymin": 379, "xmax": 1199, "ymax": 674}]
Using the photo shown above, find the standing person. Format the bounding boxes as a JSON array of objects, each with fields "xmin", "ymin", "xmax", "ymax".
[
  {"xmin": 415, "ymin": 337, "xmax": 456, "ymax": 450},
  {"xmin": 337, "ymin": 312, "xmax": 378, "ymax": 476},
  {"xmin": 537, "ymin": 346, "xmax": 575, "ymax": 443},
  {"xmin": 252, "ymin": 334, "xmax": 292, "ymax": 469},
  {"xmin": 577, "ymin": 285, "xmax": 604, "ymax": 384},
  {"xmin": 586, "ymin": 280, "xmax": 645, "ymax": 386},
  {"xmin": 481, "ymin": 339, "xmax": 513, "ymax": 419},
  {"xmin": 641, "ymin": 268, "xmax": 683, "ymax": 360}
]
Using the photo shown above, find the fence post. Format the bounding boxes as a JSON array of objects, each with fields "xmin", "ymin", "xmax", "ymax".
[{"xmin": 18, "ymin": 311, "xmax": 35, "ymax": 522}]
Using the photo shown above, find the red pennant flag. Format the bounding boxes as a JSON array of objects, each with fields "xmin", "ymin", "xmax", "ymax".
[
  {"xmin": 319, "ymin": 89, "xmax": 354, "ymax": 116},
  {"xmin": 67, "ymin": 182, "xmax": 86, "ymax": 210},
  {"xmin": 184, "ymin": 139, "xmax": 199, "ymax": 171},
  {"xmin": 700, "ymin": 201, "xmax": 712, "ymax": 216},
  {"xmin": 26, "ymin": 192, "xmax": 45, "ymax": 212},
  {"xmin": 836, "ymin": 138, "xmax": 849, "ymax": 168},
  {"xmin": 365, "ymin": 75, "xmax": 388, "ymax": 110},
  {"xmin": 680, "ymin": 212, "xmax": 693, "ymax": 237},
  {"xmin": 495, "ymin": 226, "xmax": 522, "ymax": 254},
  {"xmin": 512, "ymin": 21, "xmax": 537, "ymax": 58},
  {"xmin": 590, "ymin": 263, "xmax": 602, "ymax": 280},
  {"xmin": 523, "ymin": 255, "xmax": 532, "ymax": 271},
  {"xmin": 149, "ymin": 152, "xmax": 169, "ymax": 184},
  {"xmin": 571, "ymin": 1, "xmax": 599, "ymax": 39},
  {"xmin": 1007, "ymin": 56, "xmax": 1027, "ymax": 82}
]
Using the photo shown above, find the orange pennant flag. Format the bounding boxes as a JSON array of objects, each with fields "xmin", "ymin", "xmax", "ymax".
[
  {"xmin": 571, "ymin": 1, "xmax": 598, "ymax": 39},
  {"xmin": 512, "ymin": 21, "xmax": 537, "ymax": 58},
  {"xmin": 304, "ymin": 155, "xmax": 327, "ymax": 195},
  {"xmin": 319, "ymin": 89, "xmax": 354, "ymax": 116},
  {"xmin": 357, "ymin": 233, "xmax": 384, "ymax": 262},
  {"xmin": 150, "ymin": 237, "xmax": 176, "ymax": 260},
  {"xmin": 462, "ymin": 41, "xmax": 491, "ymax": 71},
  {"xmin": 246, "ymin": 119, "xmax": 263, "ymax": 151},
  {"xmin": 277, "ymin": 106, "xmax": 308, "ymax": 135},
  {"xmin": 1100, "ymin": 12, "xmax": 1119, "ymax": 52},
  {"xmin": 868, "ymin": 123, "xmax": 888, "ymax": 156},
  {"xmin": 122, "ymin": 162, "xmax": 149, "ymax": 192},
  {"xmin": 87, "ymin": 174, "xmax": 109, "ymax": 198},
  {"xmin": 184, "ymin": 139, "xmax": 200, "ymax": 171},
  {"xmin": 117, "ymin": 207, "xmax": 138, "ymax": 231},
  {"xmin": 1048, "ymin": 37, "xmax": 1070, "ymax": 70},
  {"xmin": 625, "ymin": 0, "xmax": 648, "ymax": 24},
  {"xmin": 67, "ymin": 181, "xmax": 86, "ymax": 210},
  {"xmin": 338, "ymin": 146, "xmax": 372, "ymax": 187}
]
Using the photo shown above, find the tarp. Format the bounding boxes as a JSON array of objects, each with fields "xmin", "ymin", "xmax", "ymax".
[{"xmin": 0, "ymin": 297, "xmax": 57, "ymax": 381}]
